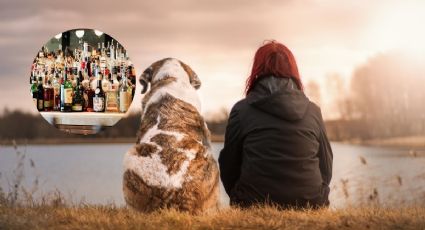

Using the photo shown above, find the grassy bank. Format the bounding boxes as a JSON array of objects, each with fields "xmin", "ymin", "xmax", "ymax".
[{"xmin": 1, "ymin": 204, "xmax": 424, "ymax": 229}]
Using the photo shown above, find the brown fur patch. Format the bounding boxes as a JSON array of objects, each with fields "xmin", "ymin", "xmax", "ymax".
[
  {"xmin": 141, "ymin": 76, "xmax": 177, "ymax": 109},
  {"xmin": 150, "ymin": 133, "xmax": 189, "ymax": 175},
  {"xmin": 134, "ymin": 143, "xmax": 158, "ymax": 157},
  {"xmin": 178, "ymin": 60, "xmax": 200, "ymax": 88}
]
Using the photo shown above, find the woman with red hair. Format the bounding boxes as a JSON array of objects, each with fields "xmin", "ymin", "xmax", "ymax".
[{"xmin": 219, "ymin": 40, "xmax": 333, "ymax": 209}]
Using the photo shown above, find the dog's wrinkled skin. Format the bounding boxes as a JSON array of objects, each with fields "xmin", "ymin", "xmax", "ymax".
[{"xmin": 123, "ymin": 58, "xmax": 219, "ymax": 214}]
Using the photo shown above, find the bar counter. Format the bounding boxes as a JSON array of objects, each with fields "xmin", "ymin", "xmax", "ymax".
[{"xmin": 40, "ymin": 112, "xmax": 125, "ymax": 135}]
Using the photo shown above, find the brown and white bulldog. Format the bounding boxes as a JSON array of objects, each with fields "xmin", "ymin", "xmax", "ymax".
[{"xmin": 122, "ymin": 58, "xmax": 219, "ymax": 214}]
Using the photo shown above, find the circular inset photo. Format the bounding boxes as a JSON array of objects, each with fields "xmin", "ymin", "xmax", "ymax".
[{"xmin": 29, "ymin": 28, "xmax": 136, "ymax": 134}]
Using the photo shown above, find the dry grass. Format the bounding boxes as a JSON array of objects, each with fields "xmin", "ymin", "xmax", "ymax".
[{"xmin": 0, "ymin": 204, "xmax": 424, "ymax": 230}]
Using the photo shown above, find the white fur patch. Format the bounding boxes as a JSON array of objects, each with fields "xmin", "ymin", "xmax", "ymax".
[
  {"xmin": 143, "ymin": 59, "xmax": 201, "ymax": 116},
  {"xmin": 124, "ymin": 116, "xmax": 198, "ymax": 189},
  {"xmin": 123, "ymin": 149, "xmax": 193, "ymax": 189}
]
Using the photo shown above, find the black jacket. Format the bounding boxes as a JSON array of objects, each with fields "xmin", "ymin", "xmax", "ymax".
[{"xmin": 219, "ymin": 76, "xmax": 333, "ymax": 208}]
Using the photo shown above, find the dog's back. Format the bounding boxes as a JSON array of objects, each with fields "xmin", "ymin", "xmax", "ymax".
[{"xmin": 123, "ymin": 58, "xmax": 219, "ymax": 213}]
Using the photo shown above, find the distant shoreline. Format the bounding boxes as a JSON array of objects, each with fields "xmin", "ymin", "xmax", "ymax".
[
  {"xmin": 342, "ymin": 135, "xmax": 425, "ymax": 150},
  {"xmin": 1, "ymin": 135, "xmax": 424, "ymax": 150},
  {"xmin": 0, "ymin": 135, "xmax": 225, "ymax": 146}
]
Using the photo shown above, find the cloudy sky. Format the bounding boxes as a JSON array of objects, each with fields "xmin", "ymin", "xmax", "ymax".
[{"xmin": 0, "ymin": 0, "xmax": 424, "ymax": 119}]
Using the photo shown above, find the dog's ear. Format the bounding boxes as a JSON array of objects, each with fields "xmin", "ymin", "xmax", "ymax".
[
  {"xmin": 179, "ymin": 61, "xmax": 201, "ymax": 90},
  {"xmin": 139, "ymin": 66, "xmax": 153, "ymax": 94}
]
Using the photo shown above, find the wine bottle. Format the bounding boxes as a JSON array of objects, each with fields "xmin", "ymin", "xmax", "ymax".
[
  {"xmin": 52, "ymin": 71, "xmax": 61, "ymax": 111},
  {"xmin": 93, "ymin": 71, "xmax": 105, "ymax": 112},
  {"xmin": 43, "ymin": 80, "xmax": 54, "ymax": 111},
  {"xmin": 60, "ymin": 68, "xmax": 73, "ymax": 112},
  {"xmin": 71, "ymin": 66, "xmax": 78, "ymax": 88},
  {"xmin": 37, "ymin": 76, "xmax": 44, "ymax": 111},
  {"xmin": 72, "ymin": 77, "xmax": 84, "ymax": 112},
  {"xmin": 31, "ymin": 74, "xmax": 38, "ymax": 107}
]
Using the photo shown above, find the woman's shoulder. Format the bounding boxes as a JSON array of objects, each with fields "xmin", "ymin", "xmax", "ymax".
[
  {"xmin": 308, "ymin": 101, "xmax": 321, "ymax": 114},
  {"xmin": 230, "ymin": 98, "xmax": 249, "ymax": 113},
  {"xmin": 305, "ymin": 101, "xmax": 325, "ymax": 127}
]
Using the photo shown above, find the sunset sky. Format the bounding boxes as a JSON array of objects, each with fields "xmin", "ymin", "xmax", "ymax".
[{"xmin": 0, "ymin": 0, "xmax": 424, "ymax": 120}]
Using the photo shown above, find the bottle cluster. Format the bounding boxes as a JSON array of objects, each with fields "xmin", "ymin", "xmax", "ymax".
[{"xmin": 30, "ymin": 41, "xmax": 135, "ymax": 113}]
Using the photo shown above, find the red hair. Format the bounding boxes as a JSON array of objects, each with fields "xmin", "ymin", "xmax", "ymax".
[{"xmin": 245, "ymin": 40, "xmax": 303, "ymax": 95}]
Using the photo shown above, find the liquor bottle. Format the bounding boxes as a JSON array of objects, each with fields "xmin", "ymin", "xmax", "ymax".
[
  {"xmin": 118, "ymin": 70, "xmax": 131, "ymax": 113},
  {"xmin": 81, "ymin": 69, "xmax": 90, "ymax": 90},
  {"xmin": 128, "ymin": 65, "xmax": 136, "ymax": 98},
  {"xmin": 78, "ymin": 69, "xmax": 84, "ymax": 84},
  {"xmin": 111, "ymin": 66, "xmax": 119, "ymax": 89},
  {"xmin": 110, "ymin": 40, "xmax": 115, "ymax": 60},
  {"xmin": 83, "ymin": 42, "xmax": 88, "ymax": 60},
  {"xmin": 106, "ymin": 73, "xmax": 118, "ymax": 112},
  {"xmin": 101, "ymin": 42, "xmax": 106, "ymax": 57},
  {"xmin": 90, "ymin": 67, "xmax": 98, "ymax": 91},
  {"xmin": 52, "ymin": 72, "xmax": 61, "ymax": 111},
  {"xmin": 81, "ymin": 67, "xmax": 93, "ymax": 112},
  {"xmin": 106, "ymin": 41, "xmax": 111, "ymax": 58},
  {"xmin": 93, "ymin": 77, "xmax": 105, "ymax": 112},
  {"xmin": 36, "ymin": 76, "xmax": 44, "ymax": 111},
  {"xmin": 43, "ymin": 80, "xmax": 54, "ymax": 111},
  {"xmin": 101, "ymin": 70, "xmax": 110, "ymax": 92},
  {"xmin": 40, "ymin": 71, "xmax": 46, "ymax": 87},
  {"xmin": 84, "ymin": 85, "xmax": 95, "ymax": 112},
  {"xmin": 38, "ymin": 46, "xmax": 45, "ymax": 58},
  {"xmin": 31, "ymin": 75, "xmax": 38, "ymax": 107},
  {"xmin": 60, "ymin": 68, "xmax": 73, "ymax": 112},
  {"xmin": 74, "ymin": 49, "xmax": 81, "ymax": 70},
  {"xmin": 71, "ymin": 66, "xmax": 78, "ymax": 88},
  {"xmin": 100, "ymin": 50, "xmax": 107, "ymax": 71},
  {"xmin": 91, "ymin": 60, "xmax": 96, "ymax": 78},
  {"xmin": 86, "ymin": 56, "xmax": 92, "ymax": 77},
  {"xmin": 116, "ymin": 65, "xmax": 123, "ymax": 83},
  {"xmin": 92, "ymin": 44, "xmax": 98, "ymax": 57},
  {"xmin": 96, "ymin": 43, "xmax": 102, "ymax": 60},
  {"xmin": 72, "ymin": 77, "xmax": 84, "ymax": 112}
]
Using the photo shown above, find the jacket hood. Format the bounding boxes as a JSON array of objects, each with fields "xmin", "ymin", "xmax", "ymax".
[{"xmin": 246, "ymin": 76, "xmax": 310, "ymax": 121}]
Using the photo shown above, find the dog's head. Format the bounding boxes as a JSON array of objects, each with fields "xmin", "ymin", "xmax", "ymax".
[{"xmin": 139, "ymin": 58, "xmax": 201, "ymax": 94}]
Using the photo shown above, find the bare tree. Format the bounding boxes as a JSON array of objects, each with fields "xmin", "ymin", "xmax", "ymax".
[{"xmin": 305, "ymin": 80, "xmax": 322, "ymax": 107}]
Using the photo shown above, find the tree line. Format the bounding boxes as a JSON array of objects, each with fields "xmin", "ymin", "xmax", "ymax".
[
  {"xmin": 0, "ymin": 109, "xmax": 228, "ymax": 142},
  {"xmin": 308, "ymin": 51, "xmax": 425, "ymax": 141},
  {"xmin": 1, "ymin": 51, "xmax": 423, "ymax": 143}
]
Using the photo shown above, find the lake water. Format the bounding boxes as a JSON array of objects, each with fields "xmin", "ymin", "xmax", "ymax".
[{"xmin": 0, "ymin": 142, "xmax": 424, "ymax": 208}]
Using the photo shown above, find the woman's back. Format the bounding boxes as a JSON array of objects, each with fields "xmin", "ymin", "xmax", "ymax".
[{"xmin": 219, "ymin": 76, "xmax": 332, "ymax": 208}]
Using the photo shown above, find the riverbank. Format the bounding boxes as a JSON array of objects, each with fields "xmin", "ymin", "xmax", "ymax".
[
  {"xmin": 362, "ymin": 135, "xmax": 425, "ymax": 149},
  {"xmin": 343, "ymin": 135, "xmax": 425, "ymax": 151},
  {"xmin": 0, "ymin": 135, "xmax": 225, "ymax": 146},
  {"xmin": 1, "ymin": 205, "xmax": 424, "ymax": 229},
  {"xmin": 1, "ymin": 135, "xmax": 423, "ymax": 150}
]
